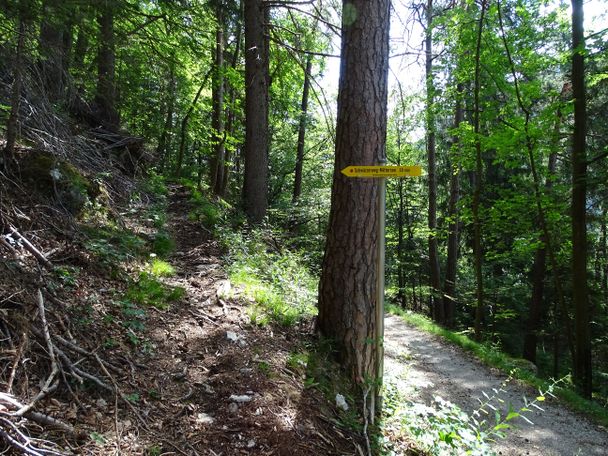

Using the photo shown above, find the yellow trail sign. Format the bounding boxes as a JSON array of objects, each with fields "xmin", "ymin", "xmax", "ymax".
[{"xmin": 341, "ymin": 165, "xmax": 422, "ymax": 178}]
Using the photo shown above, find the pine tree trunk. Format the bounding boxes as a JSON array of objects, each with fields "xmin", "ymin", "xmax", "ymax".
[
  {"xmin": 95, "ymin": 1, "xmax": 119, "ymax": 129},
  {"xmin": 522, "ymin": 115, "xmax": 560, "ymax": 363},
  {"xmin": 211, "ymin": 4, "xmax": 226, "ymax": 195},
  {"xmin": 39, "ymin": 0, "xmax": 71, "ymax": 102},
  {"xmin": 443, "ymin": 82, "xmax": 463, "ymax": 328},
  {"xmin": 243, "ymin": 0, "xmax": 269, "ymax": 223},
  {"xmin": 292, "ymin": 55, "xmax": 312, "ymax": 203},
  {"xmin": 472, "ymin": 0, "xmax": 487, "ymax": 341},
  {"xmin": 571, "ymin": 0, "xmax": 591, "ymax": 399},
  {"xmin": 157, "ymin": 65, "xmax": 175, "ymax": 173},
  {"xmin": 4, "ymin": 9, "xmax": 26, "ymax": 166},
  {"xmin": 318, "ymin": 0, "xmax": 390, "ymax": 386},
  {"xmin": 425, "ymin": 0, "xmax": 443, "ymax": 324}
]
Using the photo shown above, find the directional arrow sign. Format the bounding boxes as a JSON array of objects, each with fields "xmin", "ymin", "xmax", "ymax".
[{"xmin": 341, "ymin": 165, "xmax": 422, "ymax": 177}]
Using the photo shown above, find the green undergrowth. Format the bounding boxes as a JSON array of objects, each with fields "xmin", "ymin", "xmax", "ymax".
[
  {"xmin": 289, "ymin": 339, "xmax": 364, "ymax": 433},
  {"xmin": 378, "ymin": 375, "xmax": 560, "ymax": 455},
  {"xmin": 386, "ymin": 304, "xmax": 608, "ymax": 428},
  {"xmin": 219, "ymin": 228, "xmax": 318, "ymax": 327},
  {"xmin": 178, "ymin": 178, "xmax": 230, "ymax": 229},
  {"xmin": 73, "ymin": 173, "xmax": 183, "ymax": 351}
]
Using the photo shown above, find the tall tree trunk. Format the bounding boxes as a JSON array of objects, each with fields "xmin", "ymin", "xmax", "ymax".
[
  {"xmin": 472, "ymin": 0, "xmax": 487, "ymax": 340},
  {"xmin": 39, "ymin": 0, "xmax": 72, "ymax": 102},
  {"xmin": 175, "ymin": 73, "xmax": 210, "ymax": 178},
  {"xmin": 425, "ymin": 0, "xmax": 443, "ymax": 324},
  {"xmin": 157, "ymin": 65, "xmax": 176, "ymax": 173},
  {"xmin": 292, "ymin": 55, "xmax": 313, "ymax": 203},
  {"xmin": 219, "ymin": 11, "xmax": 243, "ymax": 198},
  {"xmin": 243, "ymin": 0, "xmax": 269, "ymax": 223},
  {"xmin": 318, "ymin": 0, "xmax": 390, "ymax": 389},
  {"xmin": 523, "ymin": 147, "xmax": 558, "ymax": 363},
  {"xmin": 211, "ymin": 4, "xmax": 226, "ymax": 195},
  {"xmin": 4, "ymin": 7, "xmax": 27, "ymax": 166},
  {"xmin": 95, "ymin": 0, "xmax": 119, "ymax": 129},
  {"xmin": 601, "ymin": 206, "xmax": 608, "ymax": 309},
  {"xmin": 443, "ymin": 82, "xmax": 463, "ymax": 328},
  {"xmin": 571, "ymin": 0, "xmax": 591, "ymax": 399}
]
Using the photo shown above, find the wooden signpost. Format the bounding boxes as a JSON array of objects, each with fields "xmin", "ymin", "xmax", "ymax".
[{"xmin": 341, "ymin": 163, "xmax": 422, "ymax": 421}]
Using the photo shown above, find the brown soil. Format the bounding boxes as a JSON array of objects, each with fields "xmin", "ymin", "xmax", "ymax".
[{"xmin": 1, "ymin": 183, "xmax": 364, "ymax": 455}]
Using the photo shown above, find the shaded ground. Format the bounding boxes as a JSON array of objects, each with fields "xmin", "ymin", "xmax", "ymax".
[
  {"xmin": 1, "ymin": 184, "xmax": 364, "ymax": 455},
  {"xmin": 79, "ymin": 186, "xmax": 364, "ymax": 455},
  {"xmin": 383, "ymin": 314, "xmax": 608, "ymax": 455}
]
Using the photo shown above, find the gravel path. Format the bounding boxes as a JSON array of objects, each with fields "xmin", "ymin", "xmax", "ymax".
[{"xmin": 383, "ymin": 314, "xmax": 608, "ymax": 455}]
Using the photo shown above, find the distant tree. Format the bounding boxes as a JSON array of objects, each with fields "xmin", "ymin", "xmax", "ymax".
[
  {"xmin": 95, "ymin": 0, "xmax": 119, "ymax": 129},
  {"xmin": 3, "ymin": 0, "xmax": 30, "ymax": 166},
  {"xmin": 318, "ymin": 0, "xmax": 390, "ymax": 387}
]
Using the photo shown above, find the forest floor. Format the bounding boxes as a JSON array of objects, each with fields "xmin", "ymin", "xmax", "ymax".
[
  {"xmin": 383, "ymin": 314, "xmax": 608, "ymax": 455},
  {"xmin": 0, "ymin": 183, "xmax": 366, "ymax": 455},
  {"xmin": 75, "ymin": 185, "xmax": 366, "ymax": 455}
]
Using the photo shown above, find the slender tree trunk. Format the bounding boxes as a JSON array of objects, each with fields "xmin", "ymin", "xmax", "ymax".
[
  {"xmin": 73, "ymin": 21, "xmax": 88, "ymax": 75},
  {"xmin": 472, "ymin": 0, "xmax": 487, "ymax": 340},
  {"xmin": 318, "ymin": 0, "xmax": 390, "ymax": 387},
  {"xmin": 243, "ymin": 0, "xmax": 269, "ymax": 223},
  {"xmin": 601, "ymin": 206, "xmax": 608, "ymax": 308},
  {"xmin": 425, "ymin": 0, "xmax": 443, "ymax": 324},
  {"xmin": 157, "ymin": 65, "xmax": 175, "ymax": 173},
  {"xmin": 292, "ymin": 55, "xmax": 313, "ymax": 203},
  {"xmin": 571, "ymin": 0, "xmax": 591, "ymax": 399},
  {"xmin": 219, "ymin": 13, "xmax": 243, "ymax": 197},
  {"xmin": 211, "ymin": 4, "xmax": 226, "ymax": 195},
  {"xmin": 4, "ymin": 10, "xmax": 26, "ymax": 166},
  {"xmin": 496, "ymin": 1, "xmax": 575, "ymax": 363},
  {"xmin": 443, "ymin": 82, "xmax": 463, "ymax": 328},
  {"xmin": 39, "ymin": 0, "xmax": 71, "ymax": 102},
  {"xmin": 95, "ymin": 0, "xmax": 119, "ymax": 129},
  {"xmin": 523, "ymin": 148, "xmax": 558, "ymax": 363},
  {"xmin": 176, "ymin": 75, "xmax": 209, "ymax": 178}
]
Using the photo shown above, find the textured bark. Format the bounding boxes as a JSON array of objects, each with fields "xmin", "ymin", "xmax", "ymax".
[
  {"xmin": 243, "ymin": 0, "xmax": 269, "ymax": 223},
  {"xmin": 601, "ymin": 207, "xmax": 608, "ymax": 307},
  {"xmin": 443, "ymin": 82, "xmax": 463, "ymax": 328},
  {"xmin": 425, "ymin": 0, "xmax": 443, "ymax": 323},
  {"xmin": 472, "ymin": 0, "xmax": 487, "ymax": 341},
  {"xmin": 157, "ymin": 65, "xmax": 176, "ymax": 173},
  {"xmin": 292, "ymin": 55, "xmax": 312, "ymax": 203},
  {"xmin": 220, "ymin": 20, "xmax": 243, "ymax": 197},
  {"xmin": 522, "ymin": 148, "xmax": 557, "ymax": 363},
  {"xmin": 317, "ymin": 0, "xmax": 390, "ymax": 384},
  {"xmin": 211, "ymin": 4, "xmax": 226, "ymax": 195},
  {"xmin": 571, "ymin": 0, "xmax": 591, "ymax": 399},
  {"xmin": 39, "ymin": 0, "xmax": 72, "ymax": 102},
  {"xmin": 4, "ymin": 9, "xmax": 26, "ymax": 165},
  {"xmin": 95, "ymin": 1, "xmax": 119, "ymax": 129},
  {"xmin": 176, "ymin": 76, "xmax": 209, "ymax": 177}
]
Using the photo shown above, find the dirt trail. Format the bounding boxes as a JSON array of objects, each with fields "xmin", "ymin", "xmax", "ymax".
[
  {"xmin": 383, "ymin": 314, "xmax": 608, "ymax": 456},
  {"xmin": 104, "ymin": 185, "xmax": 363, "ymax": 455}
]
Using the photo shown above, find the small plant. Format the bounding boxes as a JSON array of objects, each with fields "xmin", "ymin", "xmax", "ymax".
[
  {"xmin": 380, "ymin": 377, "xmax": 563, "ymax": 456},
  {"xmin": 149, "ymin": 258, "xmax": 175, "ymax": 277},
  {"xmin": 125, "ymin": 392, "xmax": 140, "ymax": 403},
  {"xmin": 223, "ymin": 229, "xmax": 317, "ymax": 327},
  {"xmin": 126, "ymin": 272, "xmax": 184, "ymax": 309},
  {"xmin": 52, "ymin": 266, "xmax": 80, "ymax": 289},
  {"xmin": 287, "ymin": 351, "xmax": 309, "ymax": 372},
  {"xmin": 258, "ymin": 361, "xmax": 272, "ymax": 377},
  {"xmin": 151, "ymin": 231, "xmax": 175, "ymax": 257}
]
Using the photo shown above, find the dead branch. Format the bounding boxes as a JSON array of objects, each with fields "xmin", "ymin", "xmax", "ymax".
[
  {"xmin": 8, "ymin": 227, "xmax": 53, "ymax": 270},
  {"xmin": 15, "ymin": 291, "xmax": 59, "ymax": 417},
  {"xmin": 6, "ymin": 332, "xmax": 27, "ymax": 394}
]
